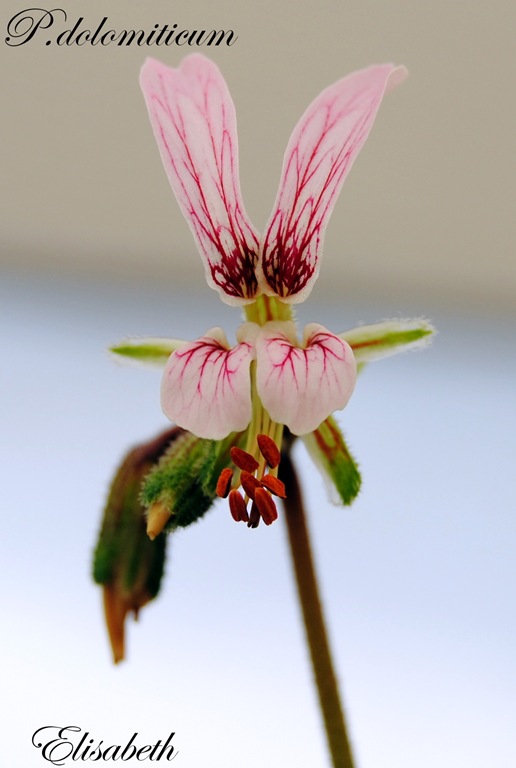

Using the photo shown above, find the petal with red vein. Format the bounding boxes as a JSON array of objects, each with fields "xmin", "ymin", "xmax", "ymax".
[
  {"xmin": 256, "ymin": 322, "xmax": 357, "ymax": 435},
  {"xmin": 260, "ymin": 64, "xmax": 407, "ymax": 302},
  {"xmin": 161, "ymin": 328, "xmax": 255, "ymax": 439},
  {"xmin": 140, "ymin": 56, "xmax": 260, "ymax": 305}
]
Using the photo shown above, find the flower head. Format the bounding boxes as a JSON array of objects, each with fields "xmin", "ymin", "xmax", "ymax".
[{"xmin": 112, "ymin": 55, "xmax": 433, "ymax": 527}]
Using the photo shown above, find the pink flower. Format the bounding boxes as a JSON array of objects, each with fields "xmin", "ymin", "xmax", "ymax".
[
  {"xmin": 112, "ymin": 55, "xmax": 433, "ymax": 522},
  {"xmin": 139, "ymin": 55, "xmax": 406, "ymax": 435}
]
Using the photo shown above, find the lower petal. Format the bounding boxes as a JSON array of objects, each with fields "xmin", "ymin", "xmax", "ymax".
[
  {"xmin": 161, "ymin": 328, "xmax": 255, "ymax": 440},
  {"xmin": 255, "ymin": 322, "xmax": 356, "ymax": 435}
]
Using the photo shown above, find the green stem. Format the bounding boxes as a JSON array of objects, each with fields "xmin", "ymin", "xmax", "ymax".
[{"xmin": 280, "ymin": 451, "xmax": 356, "ymax": 768}]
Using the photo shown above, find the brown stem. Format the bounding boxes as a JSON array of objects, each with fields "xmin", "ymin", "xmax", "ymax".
[{"xmin": 280, "ymin": 451, "xmax": 356, "ymax": 768}]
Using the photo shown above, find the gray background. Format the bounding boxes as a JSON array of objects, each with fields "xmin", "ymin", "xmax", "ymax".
[{"xmin": 3, "ymin": 0, "xmax": 515, "ymax": 310}]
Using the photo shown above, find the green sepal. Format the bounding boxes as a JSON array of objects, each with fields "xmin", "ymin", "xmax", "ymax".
[
  {"xmin": 302, "ymin": 416, "xmax": 361, "ymax": 505},
  {"xmin": 110, "ymin": 337, "xmax": 185, "ymax": 367},
  {"xmin": 141, "ymin": 432, "xmax": 232, "ymax": 529},
  {"xmin": 340, "ymin": 318, "xmax": 435, "ymax": 363}
]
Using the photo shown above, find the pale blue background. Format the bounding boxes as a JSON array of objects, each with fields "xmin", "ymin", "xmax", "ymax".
[{"xmin": 2, "ymin": 269, "xmax": 515, "ymax": 767}]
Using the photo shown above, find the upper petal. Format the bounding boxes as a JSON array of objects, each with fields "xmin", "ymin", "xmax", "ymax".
[
  {"xmin": 161, "ymin": 328, "xmax": 255, "ymax": 439},
  {"xmin": 255, "ymin": 322, "xmax": 357, "ymax": 435},
  {"xmin": 260, "ymin": 64, "xmax": 407, "ymax": 303},
  {"xmin": 140, "ymin": 56, "xmax": 260, "ymax": 305}
]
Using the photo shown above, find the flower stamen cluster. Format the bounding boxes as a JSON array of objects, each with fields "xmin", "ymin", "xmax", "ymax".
[{"xmin": 216, "ymin": 435, "xmax": 286, "ymax": 527}]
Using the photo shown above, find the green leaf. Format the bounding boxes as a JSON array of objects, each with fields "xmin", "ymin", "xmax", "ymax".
[
  {"xmin": 302, "ymin": 416, "xmax": 361, "ymax": 505},
  {"xmin": 110, "ymin": 337, "xmax": 186, "ymax": 367},
  {"xmin": 340, "ymin": 319, "xmax": 435, "ymax": 363}
]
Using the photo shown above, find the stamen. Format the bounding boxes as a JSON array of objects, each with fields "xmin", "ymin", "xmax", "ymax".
[
  {"xmin": 260, "ymin": 475, "xmax": 286, "ymax": 498},
  {"xmin": 254, "ymin": 488, "xmax": 278, "ymax": 525},
  {"xmin": 230, "ymin": 446, "xmax": 260, "ymax": 473},
  {"xmin": 225, "ymin": 417, "xmax": 284, "ymax": 527},
  {"xmin": 240, "ymin": 470, "xmax": 262, "ymax": 501},
  {"xmin": 216, "ymin": 468, "xmax": 234, "ymax": 498},
  {"xmin": 247, "ymin": 501, "xmax": 260, "ymax": 528},
  {"xmin": 257, "ymin": 434, "xmax": 281, "ymax": 468},
  {"xmin": 228, "ymin": 489, "xmax": 249, "ymax": 523}
]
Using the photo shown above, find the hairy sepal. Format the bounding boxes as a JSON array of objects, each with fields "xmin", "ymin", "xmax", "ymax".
[
  {"xmin": 302, "ymin": 416, "xmax": 361, "ymax": 505},
  {"xmin": 110, "ymin": 337, "xmax": 186, "ymax": 367},
  {"xmin": 141, "ymin": 432, "xmax": 231, "ymax": 529},
  {"xmin": 340, "ymin": 319, "xmax": 435, "ymax": 363}
]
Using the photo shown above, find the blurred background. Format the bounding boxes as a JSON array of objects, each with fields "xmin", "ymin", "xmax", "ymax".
[{"xmin": 2, "ymin": 1, "xmax": 515, "ymax": 766}]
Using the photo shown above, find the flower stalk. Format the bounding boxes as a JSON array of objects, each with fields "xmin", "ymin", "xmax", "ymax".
[{"xmin": 280, "ymin": 446, "xmax": 355, "ymax": 768}]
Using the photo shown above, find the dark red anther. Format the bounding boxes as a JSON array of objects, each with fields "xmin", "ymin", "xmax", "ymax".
[
  {"xmin": 240, "ymin": 470, "xmax": 262, "ymax": 501},
  {"xmin": 257, "ymin": 434, "xmax": 281, "ymax": 469},
  {"xmin": 228, "ymin": 489, "xmax": 249, "ymax": 523},
  {"xmin": 260, "ymin": 474, "xmax": 286, "ymax": 498},
  {"xmin": 230, "ymin": 446, "xmax": 259, "ymax": 473},
  {"xmin": 216, "ymin": 468, "xmax": 233, "ymax": 498},
  {"xmin": 247, "ymin": 501, "xmax": 261, "ymax": 529},
  {"xmin": 254, "ymin": 487, "xmax": 278, "ymax": 525}
]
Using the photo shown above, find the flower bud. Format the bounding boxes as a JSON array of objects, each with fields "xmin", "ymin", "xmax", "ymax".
[{"xmin": 92, "ymin": 427, "xmax": 182, "ymax": 663}]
